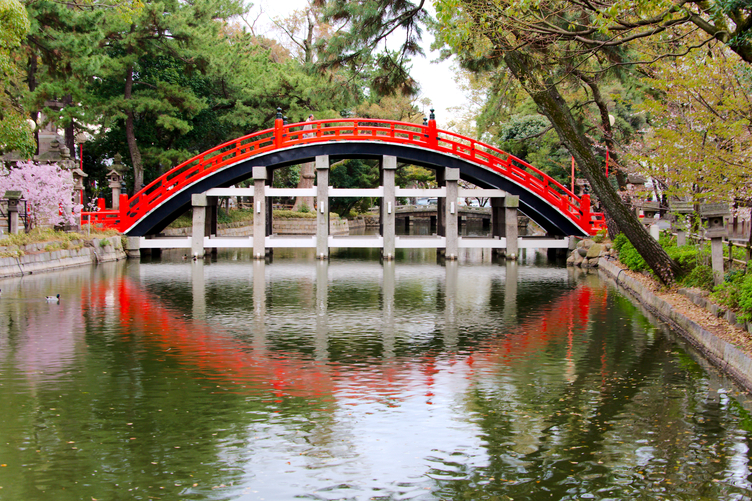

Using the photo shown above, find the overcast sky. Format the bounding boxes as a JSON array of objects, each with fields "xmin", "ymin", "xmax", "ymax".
[{"xmin": 251, "ymin": 0, "xmax": 465, "ymax": 126}]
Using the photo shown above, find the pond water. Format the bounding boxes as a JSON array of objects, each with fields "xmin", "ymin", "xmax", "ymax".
[{"xmin": 0, "ymin": 248, "xmax": 751, "ymax": 501}]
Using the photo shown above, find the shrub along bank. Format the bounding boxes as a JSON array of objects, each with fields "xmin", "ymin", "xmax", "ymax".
[{"xmin": 613, "ymin": 232, "xmax": 752, "ymax": 324}]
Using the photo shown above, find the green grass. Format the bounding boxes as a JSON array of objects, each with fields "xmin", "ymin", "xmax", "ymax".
[{"xmin": 1, "ymin": 227, "xmax": 116, "ymax": 247}]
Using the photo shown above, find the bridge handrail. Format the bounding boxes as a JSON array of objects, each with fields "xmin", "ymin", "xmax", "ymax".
[
  {"xmin": 85, "ymin": 117, "xmax": 604, "ymax": 235},
  {"xmin": 431, "ymin": 129, "xmax": 585, "ymax": 219}
]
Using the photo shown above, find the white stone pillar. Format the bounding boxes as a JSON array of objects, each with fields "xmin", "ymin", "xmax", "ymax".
[
  {"xmin": 125, "ymin": 236, "xmax": 141, "ymax": 259},
  {"xmin": 316, "ymin": 156, "xmax": 330, "ymax": 259},
  {"xmin": 253, "ymin": 166, "xmax": 267, "ymax": 259},
  {"xmin": 444, "ymin": 167, "xmax": 460, "ymax": 260},
  {"xmin": 382, "ymin": 155, "xmax": 397, "ymax": 260},
  {"xmin": 711, "ymin": 238, "xmax": 725, "ymax": 286},
  {"xmin": 191, "ymin": 193, "xmax": 207, "ymax": 258}
]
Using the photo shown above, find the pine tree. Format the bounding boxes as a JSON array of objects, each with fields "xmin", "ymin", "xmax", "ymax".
[{"xmin": 0, "ymin": 0, "xmax": 34, "ymax": 157}]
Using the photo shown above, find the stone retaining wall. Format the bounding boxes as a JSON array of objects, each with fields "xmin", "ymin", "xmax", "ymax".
[
  {"xmin": 599, "ymin": 258, "xmax": 752, "ymax": 392},
  {"xmin": 0, "ymin": 236, "xmax": 126, "ymax": 278},
  {"xmin": 677, "ymin": 288, "xmax": 752, "ymax": 335}
]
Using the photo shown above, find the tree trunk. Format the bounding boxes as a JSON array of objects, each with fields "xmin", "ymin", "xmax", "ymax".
[
  {"xmin": 28, "ymin": 53, "xmax": 39, "ymax": 156},
  {"xmin": 292, "ymin": 161, "xmax": 315, "ymax": 211},
  {"xmin": 503, "ymin": 51, "xmax": 682, "ymax": 284},
  {"xmin": 124, "ymin": 64, "xmax": 144, "ymax": 190},
  {"xmin": 62, "ymin": 94, "xmax": 76, "ymax": 158}
]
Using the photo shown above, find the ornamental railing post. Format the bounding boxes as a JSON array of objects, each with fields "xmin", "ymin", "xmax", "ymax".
[
  {"xmin": 274, "ymin": 107, "xmax": 284, "ymax": 148},
  {"xmin": 119, "ymin": 193, "xmax": 129, "ymax": 230},
  {"xmin": 580, "ymin": 194, "xmax": 591, "ymax": 231},
  {"xmin": 428, "ymin": 108, "xmax": 438, "ymax": 149}
]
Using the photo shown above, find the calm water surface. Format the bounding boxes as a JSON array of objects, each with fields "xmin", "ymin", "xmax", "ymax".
[{"xmin": 1, "ymin": 248, "xmax": 751, "ymax": 501}]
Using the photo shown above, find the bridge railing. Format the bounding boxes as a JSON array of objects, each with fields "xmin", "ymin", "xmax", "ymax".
[
  {"xmin": 81, "ymin": 117, "xmax": 604, "ymax": 235},
  {"xmin": 81, "ymin": 196, "xmax": 126, "ymax": 229},
  {"xmin": 282, "ymin": 118, "xmax": 428, "ymax": 147},
  {"xmin": 430, "ymin": 128, "xmax": 597, "ymax": 229}
]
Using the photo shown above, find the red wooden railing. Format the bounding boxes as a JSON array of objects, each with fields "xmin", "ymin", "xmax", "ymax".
[{"xmin": 81, "ymin": 117, "xmax": 605, "ymax": 235}]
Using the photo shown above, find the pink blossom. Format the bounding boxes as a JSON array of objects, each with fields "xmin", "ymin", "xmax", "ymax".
[{"xmin": 0, "ymin": 162, "xmax": 81, "ymax": 228}]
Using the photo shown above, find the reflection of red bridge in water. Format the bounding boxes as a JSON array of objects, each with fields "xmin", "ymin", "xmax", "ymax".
[{"xmin": 83, "ymin": 277, "xmax": 605, "ymax": 403}]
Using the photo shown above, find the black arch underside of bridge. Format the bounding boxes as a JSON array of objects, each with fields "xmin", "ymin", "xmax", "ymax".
[{"xmin": 127, "ymin": 142, "xmax": 586, "ymax": 237}]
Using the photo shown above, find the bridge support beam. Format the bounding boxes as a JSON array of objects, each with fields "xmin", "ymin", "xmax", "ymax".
[
  {"xmin": 436, "ymin": 169, "xmax": 446, "ymax": 238},
  {"xmin": 504, "ymin": 196, "xmax": 519, "ymax": 260},
  {"xmin": 206, "ymin": 195, "xmax": 218, "ymax": 256},
  {"xmin": 316, "ymin": 156, "xmax": 329, "ymax": 259},
  {"xmin": 382, "ymin": 155, "xmax": 397, "ymax": 260},
  {"xmin": 191, "ymin": 193, "xmax": 208, "ymax": 259},
  {"xmin": 445, "ymin": 167, "xmax": 460, "ymax": 259},
  {"xmin": 253, "ymin": 167, "xmax": 267, "ymax": 259}
]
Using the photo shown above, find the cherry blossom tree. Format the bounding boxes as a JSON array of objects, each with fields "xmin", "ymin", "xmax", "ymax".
[{"xmin": 0, "ymin": 162, "xmax": 80, "ymax": 228}]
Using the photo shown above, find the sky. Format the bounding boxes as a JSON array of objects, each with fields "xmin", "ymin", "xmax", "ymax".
[{"xmin": 251, "ymin": 0, "xmax": 466, "ymax": 127}]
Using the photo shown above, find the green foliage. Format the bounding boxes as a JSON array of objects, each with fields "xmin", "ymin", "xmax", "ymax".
[
  {"xmin": 666, "ymin": 245, "xmax": 706, "ymax": 272},
  {"xmin": 0, "ymin": 0, "xmax": 34, "ymax": 157},
  {"xmin": 221, "ymin": 208, "xmax": 254, "ymax": 224},
  {"xmin": 630, "ymin": 40, "xmax": 752, "ymax": 206},
  {"xmin": 329, "ymin": 159, "xmax": 379, "ymax": 216},
  {"xmin": 617, "ymin": 240, "xmax": 648, "ymax": 272},
  {"xmin": 682, "ymin": 265, "xmax": 715, "ymax": 291},
  {"xmin": 612, "ymin": 233, "xmax": 629, "ymax": 252},
  {"xmin": 0, "ymin": 227, "xmax": 115, "ymax": 247},
  {"xmin": 168, "ymin": 211, "xmax": 193, "ymax": 229},
  {"xmin": 710, "ymin": 270, "xmax": 752, "ymax": 323},
  {"xmin": 298, "ymin": 204, "xmax": 311, "ymax": 213},
  {"xmin": 273, "ymin": 210, "xmax": 316, "ymax": 219},
  {"xmin": 591, "ymin": 229, "xmax": 607, "ymax": 244},
  {"xmin": 318, "ymin": 0, "xmax": 427, "ymax": 97},
  {"xmin": 737, "ymin": 275, "xmax": 752, "ymax": 323},
  {"xmin": 711, "ymin": 271, "xmax": 745, "ymax": 312},
  {"xmin": 397, "ymin": 165, "xmax": 435, "ymax": 188}
]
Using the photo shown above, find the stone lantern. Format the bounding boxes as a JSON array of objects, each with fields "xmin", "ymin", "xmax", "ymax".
[
  {"xmin": 669, "ymin": 200, "xmax": 693, "ymax": 246},
  {"xmin": 699, "ymin": 202, "xmax": 729, "ymax": 286},
  {"xmin": 107, "ymin": 154, "xmax": 126, "ymax": 210},
  {"xmin": 4, "ymin": 190, "xmax": 22, "ymax": 234},
  {"xmin": 640, "ymin": 200, "xmax": 661, "ymax": 239},
  {"xmin": 641, "ymin": 201, "xmax": 660, "ymax": 220},
  {"xmin": 71, "ymin": 167, "xmax": 88, "ymax": 211}
]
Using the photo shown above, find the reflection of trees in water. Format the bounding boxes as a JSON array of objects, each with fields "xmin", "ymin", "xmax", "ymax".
[
  {"xmin": 430, "ymin": 292, "xmax": 752, "ymax": 500},
  {"xmin": 4, "ymin": 261, "xmax": 749, "ymax": 499}
]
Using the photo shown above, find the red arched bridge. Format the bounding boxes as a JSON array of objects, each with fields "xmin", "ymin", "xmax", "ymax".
[{"xmin": 83, "ymin": 114, "xmax": 604, "ymax": 237}]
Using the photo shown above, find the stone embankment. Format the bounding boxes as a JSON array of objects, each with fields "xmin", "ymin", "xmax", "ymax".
[
  {"xmin": 566, "ymin": 238, "xmax": 614, "ymax": 268},
  {"xmin": 0, "ymin": 236, "xmax": 126, "ymax": 278}
]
